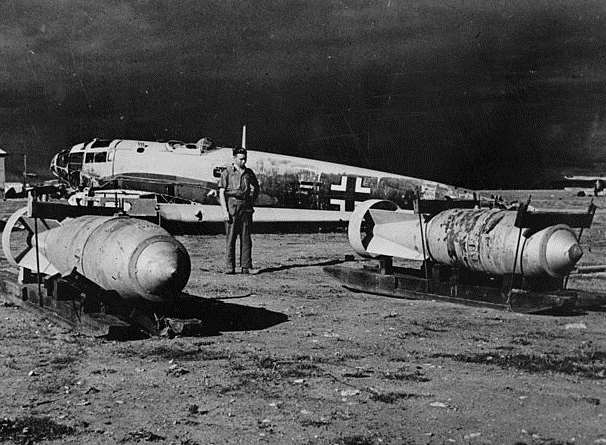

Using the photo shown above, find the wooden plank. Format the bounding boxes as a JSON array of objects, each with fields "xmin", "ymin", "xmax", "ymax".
[
  {"xmin": 324, "ymin": 265, "xmax": 579, "ymax": 313},
  {"xmin": 1, "ymin": 279, "xmax": 133, "ymax": 337}
]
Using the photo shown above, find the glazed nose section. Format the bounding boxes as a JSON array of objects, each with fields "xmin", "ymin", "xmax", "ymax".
[
  {"xmin": 544, "ymin": 228, "xmax": 583, "ymax": 277},
  {"xmin": 134, "ymin": 240, "xmax": 191, "ymax": 300},
  {"xmin": 50, "ymin": 153, "xmax": 59, "ymax": 177},
  {"xmin": 50, "ymin": 152, "xmax": 68, "ymax": 181}
]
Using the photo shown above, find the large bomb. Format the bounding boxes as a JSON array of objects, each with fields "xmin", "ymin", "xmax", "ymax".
[
  {"xmin": 11, "ymin": 214, "xmax": 191, "ymax": 302},
  {"xmin": 349, "ymin": 200, "xmax": 583, "ymax": 278}
]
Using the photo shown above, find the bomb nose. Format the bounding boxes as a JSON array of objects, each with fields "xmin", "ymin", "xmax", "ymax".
[
  {"xmin": 568, "ymin": 243, "xmax": 583, "ymax": 264},
  {"xmin": 135, "ymin": 239, "xmax": 191, "ymax": 301},
  {"xmin": 544, "ymin": 228, "xmax": 583, "ymax": 276}
]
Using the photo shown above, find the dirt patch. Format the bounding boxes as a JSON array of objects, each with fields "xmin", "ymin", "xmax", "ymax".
[
  {"xmin": 114, "ymin": 343, "xmax": 229, "ymax": 361},
  {"xmin": 382, "ymin": 368, "xmax": 431, "ymax": 382},
  {"xmin": 368, "ymin": 390, "xmax": 427, "ymax": 403},
  {"xmin": 119, "ymin": 429, "xmax": 166, "ymax": 442},
  {"xmin": 0, "ymin": 416, "xmax": 75, "ymax": 444},
  {"xmin": 435, "ymin": 348, "xmax": 606, "ymax": 379},
  {"xmin": 333, "ymin": 435, "xmax": 377, "ymax": 445}
]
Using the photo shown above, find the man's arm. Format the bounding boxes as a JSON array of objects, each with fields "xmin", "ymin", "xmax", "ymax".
[
  {"xmin": 219, "ymin": 187, "xmax": 231, "ymax": 221},
  {"xmin": 247, "ymin": 170, "xmax": 260, "ymax": 203},
  {"xmin": 218, "ymin": 171, "xmax": 231, "ymax": 222}
]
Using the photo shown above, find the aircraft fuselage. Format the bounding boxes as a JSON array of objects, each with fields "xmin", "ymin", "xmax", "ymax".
[{"xmin": 51, "ymin": 138, "xmax": 475, "ymax": 211}]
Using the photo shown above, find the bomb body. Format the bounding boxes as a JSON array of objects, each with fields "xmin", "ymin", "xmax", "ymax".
[
  {"xmin": 36, "ymin": 215, "xmax": 191, "ymax": 301},
  {"xmin": 349, "ymin": 201, "xmax": 582, "ymax": 278}
]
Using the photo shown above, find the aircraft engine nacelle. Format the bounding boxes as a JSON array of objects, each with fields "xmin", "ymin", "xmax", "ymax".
[{"xmin": 348, "ymin": 200, "xmax": 583, "ymax": 278}]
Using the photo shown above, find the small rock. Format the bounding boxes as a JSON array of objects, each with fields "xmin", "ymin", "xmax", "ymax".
[
  {"xmin": 565, "ymin": 322, "xmax": 587, "ymax": 330},
  {"xmin": 340, "ymin": 388, "xmax": 360, "ymax": 397},
  {"xmin": 76, "ymin": 400, "xmax": 90, "ymax": 406},
  {"xmin": 464, "ymin": 432, "xmax": 481, "ymax": 439},
  {"xmin": 85, "ymin": 387, "xmax": 100, "ymax": 394},
  {"xmin": 28, "ymin": 370, "xmax": 38, "ymax": 377},
  {"xmin": 430, "ymin": 401, "xmax": 448, "ymax": 408},
  {"xmin": 166, "ymin": 365, "xmax": 190, "ymax": 377},
  {"xmin": 293, "ymin": 379, "xmax": 305, "ymax": 384}
]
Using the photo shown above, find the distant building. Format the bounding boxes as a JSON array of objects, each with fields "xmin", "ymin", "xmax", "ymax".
[{"xmin": 0, "ymin": 148, "xmax": 6, "ymax": 199}]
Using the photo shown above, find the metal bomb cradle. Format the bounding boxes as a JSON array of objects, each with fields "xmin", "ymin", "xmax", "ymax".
[
  {"xmin": 325, "ymin": 197, "xmax": 606, "ymax": 313},
  {"xmin": 0, "ymin": 198, "xmax": 203, "ymax": 337}
]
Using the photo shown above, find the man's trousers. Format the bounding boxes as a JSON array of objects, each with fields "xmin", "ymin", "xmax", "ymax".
[{"xmin": 225, "ymin": 207, "xmax": 253, "ymax": 271}]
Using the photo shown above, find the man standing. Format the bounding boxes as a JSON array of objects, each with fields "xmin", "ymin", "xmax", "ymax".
[{"xmin": 218, "ymin": 147, "xmax": 259, "ymax": 274}]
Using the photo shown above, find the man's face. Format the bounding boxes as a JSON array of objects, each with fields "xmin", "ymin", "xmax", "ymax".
[{"xmin": 234, "ymin": 153, "xmax": 247, "ymax": 169}]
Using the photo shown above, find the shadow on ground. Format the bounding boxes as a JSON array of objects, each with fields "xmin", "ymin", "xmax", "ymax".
[{"xmin": 169, "ymin": 293, "xmax": 289, "ymax": 334}]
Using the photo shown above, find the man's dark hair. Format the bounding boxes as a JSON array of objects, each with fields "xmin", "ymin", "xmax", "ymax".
[{"xmin": 233, "ymin": 147, "xmax": 247, "ymax": 157}]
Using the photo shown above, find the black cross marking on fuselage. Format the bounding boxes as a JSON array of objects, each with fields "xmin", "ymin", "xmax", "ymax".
[{"xmin": 329, "ymin": 175, "xmax": 371, "ymax": 211}]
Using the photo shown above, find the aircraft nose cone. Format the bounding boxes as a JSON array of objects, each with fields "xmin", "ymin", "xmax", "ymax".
[
  {"xmin": 544, "ymin": 228, "xmax": 583, "ymax": 276},
  {"xmin": 135, "ymin": 239, "xmax": 191, "ymax": 301}
]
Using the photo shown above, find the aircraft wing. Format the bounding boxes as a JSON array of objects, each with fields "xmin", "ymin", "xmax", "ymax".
[
  {"xmin": 158, "ymin": 203, "xmax": 351, "ymax": 223},
  {"xmin": 65, "ymin": 190, "xmax": 352, "ymax": 232},
  {"xmin": 564, "ymin": 175, "xmax": 606, "ymax": 181},
  {"xmin": 157, "ymin": 203, "xmax": 351, "ymax": 233}
]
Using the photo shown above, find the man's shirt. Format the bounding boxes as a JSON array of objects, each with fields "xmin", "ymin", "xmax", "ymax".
[{"xmin": 218, "ymin": 165, "xmax": 259, "ymax": 211}]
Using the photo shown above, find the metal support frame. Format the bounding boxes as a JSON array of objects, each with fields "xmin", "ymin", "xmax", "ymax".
[
  {"xmin": 34, "ymin": 216, "xmax": 42, "ymax": 300},
  {"xmin": 415, "ymin": 194, "xmax": 429, "ymax": 291}
]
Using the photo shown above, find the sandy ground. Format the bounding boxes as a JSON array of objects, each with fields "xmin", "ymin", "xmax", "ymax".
[{"xmin": 0, "ymin": 191, "xmax": 605, "ymax": 444}]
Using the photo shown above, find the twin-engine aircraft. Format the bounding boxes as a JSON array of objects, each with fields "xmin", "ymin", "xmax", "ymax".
[
  {"xmin": 50, "ymin": 129, "xmax": 476, "ymax": 229},
  {"xmin": 562, "ymin": 175, "xmax": 606, "ymax": 196}
]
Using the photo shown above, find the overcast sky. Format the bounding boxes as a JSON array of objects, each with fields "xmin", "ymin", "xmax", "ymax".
[{"xmin": 1, "ymin": 0, "xmax": 606, "ymax": 186}]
